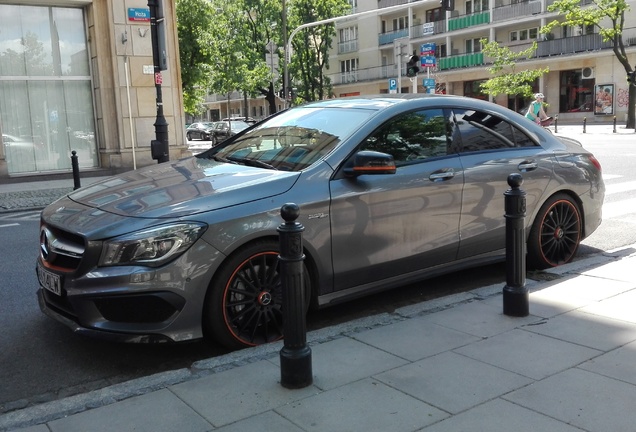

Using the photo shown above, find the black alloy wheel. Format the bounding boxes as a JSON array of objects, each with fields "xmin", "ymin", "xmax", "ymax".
[
  {"xmin": 203, "ymin": 240, "xmax": 310, "ymax": 349},
  {"xmin": 528, "ymin": 194, "xmax": 582, "ymax": 269}
]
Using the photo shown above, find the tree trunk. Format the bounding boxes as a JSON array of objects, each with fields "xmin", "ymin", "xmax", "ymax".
[{"xmin": 628, "ymin": 84, "xmax": 635, "ymax": 129}]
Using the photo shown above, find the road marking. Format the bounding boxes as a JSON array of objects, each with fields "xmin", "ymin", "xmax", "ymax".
[
  {"xmin": 603, "ymin": 198, "xmax": 636, "ymax": 219},
  {"xmin": 604, "ymin": 180, "xmax": 636, "ymax": 196},
  {"xmin": 0, "ymin": 223, "xmax": 20, "ymax": 228}
]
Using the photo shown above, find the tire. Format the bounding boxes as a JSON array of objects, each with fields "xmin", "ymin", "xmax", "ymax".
[
  {"xmin": 186, "ymin": 132, "xmax": 192, "ymax": 141},
  {"xmin": 203, "ymin": 240, "xmax": 311, "ymax": 350},
  {"xmin": 527, "ymin": 194, "xmax": 582, "ymax": 269}
]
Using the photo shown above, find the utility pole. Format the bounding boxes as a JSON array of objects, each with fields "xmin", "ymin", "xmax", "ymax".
[{"xmin": 149, "ymin": 0, "xmax": 169, "ymax": 163}]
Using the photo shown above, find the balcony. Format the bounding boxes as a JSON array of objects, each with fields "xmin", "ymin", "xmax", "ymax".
[
  {"xmin": 448, "ymin": 11, "xmax": 490, "ymax": 31},
  {"xmin": 438, "ymin": 52, "xmax": 484, "ymax": 70},
  {"xmin": 379, "ymin": 28, "xmax": 409, "ymax": 46},
  {"xmin": 492, "ymin": 0, "xmax": 541, "ymax": 22},
  {"xmin": 328, "ymin": 64, "xmax": 396, "ymax": 84},
  {"xmin": 377, "ymin": 0, "xmax": 411, "ymax": 8},
  {"xmin": 338, "ymin": 39, "xmax": 359, "ymax": 54},
  {"xmin": 411, "ymin": 20, "xmax": 446, "ymax": 38}
]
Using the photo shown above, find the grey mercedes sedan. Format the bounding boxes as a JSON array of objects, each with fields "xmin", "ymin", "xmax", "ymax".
[{"xmin": 37, "ymin": 95, "xmax": 604, "ymax": 349}]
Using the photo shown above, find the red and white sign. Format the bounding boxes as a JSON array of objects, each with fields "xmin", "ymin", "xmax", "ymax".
[{"xmin": 155, "ymin": 72, "xmax": 163, "ymax": 85}]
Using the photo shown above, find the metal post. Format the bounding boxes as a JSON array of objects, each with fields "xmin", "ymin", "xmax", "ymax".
[
  {"xmin": 554, "ymin": 116, "xmax": 558, "ymax": 133},
  {"xmin": 613, "ymin": 116, "xmax": 617, "ymax": 133},
  {"xmin": 71, "ymin": 150, "xmax": 81, "ymax": 190},
  {"xmin": 278, "ymin": 203, "xmax": 312, "ymax": 389},
  {"xmin": 502, "ymin": 173, "xmax": 528, "ymax": 317},
  {"xmin": 148, "ymin": 0, "xmax": 169, "ymax": 163},
  {"xmin": 583, "ymin": 117, "xmax": 586, "ymax": 134}
]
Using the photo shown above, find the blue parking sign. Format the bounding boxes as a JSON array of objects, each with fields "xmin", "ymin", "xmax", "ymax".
[{"xmin": 389, "ymin": 78, "xmax": 397, "ymax": 91}]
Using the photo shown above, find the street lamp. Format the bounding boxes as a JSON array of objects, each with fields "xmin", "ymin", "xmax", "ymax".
[{"xmin": 148, "ymin": 0, "xmax": 169, "ymax": 163}]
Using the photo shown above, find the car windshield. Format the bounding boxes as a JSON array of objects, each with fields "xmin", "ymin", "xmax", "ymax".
[{"xmin": 201, "ymin": 106, "xmax": 373, "ymax": 171}]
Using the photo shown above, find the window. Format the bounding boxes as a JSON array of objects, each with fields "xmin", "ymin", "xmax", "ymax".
[
  {"xmin": 340, "ymin": 58, "xmax": 358, "ymax": 83},
  {"xmin": 339, "ymin": 26, "xmax": 358, "ymax": 42},
  {"xmin": 426, "ymin": 8, "xmax": 443, "ymax": 22},
  {"xmin": 510, "ymin": 27, "xmax": 539, "ymax": 42},
  {"xmin": 466, "ymin": 0, "xmax": 489, "ymax": 14},
  {"xmin": 359, "ymin": 109, "xmax": 452, "ymax": 166},
  {"xmin": 465, "ymin": 38, "xmax": 482, "ymax": 53},
  {"xmin": 392, "ymin": 16, "xmax": 409, "ymax": 31},
  {"xmin": 453, "ymin": 109, "xmax": 536, "ymax": 152}
]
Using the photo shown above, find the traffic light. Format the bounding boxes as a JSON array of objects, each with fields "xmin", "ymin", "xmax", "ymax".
[
  {"xmin": 627, "ymin": 70, "xmax": 636, "ymax": 86},
  {"xmin": 406, "ymin": 55, "xmax": 420, "ymax": 77},
  {"xmin": 441, "ymin": 0, "xmax": 455, "ymax": 11}
]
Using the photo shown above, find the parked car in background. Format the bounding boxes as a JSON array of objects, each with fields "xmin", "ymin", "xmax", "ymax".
[
  {"xmin": 186, "ymin": 122, "xmax": 216, "ymax": 141},
  {"xmin": 222, "ymin": 116, "xmax": 257, "ymax": 124},
  {"xmin": 210, "ymin": 120, "xmax": 250, "ymax": 145},
  {"xmin": 36, "ymin": 94, "xmax": 604, "ymax": 351}
]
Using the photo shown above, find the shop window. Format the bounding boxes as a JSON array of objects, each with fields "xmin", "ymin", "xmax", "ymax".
[{"xmin": 559, "ymin": 70, "xmax": 593, "ymax": 113}]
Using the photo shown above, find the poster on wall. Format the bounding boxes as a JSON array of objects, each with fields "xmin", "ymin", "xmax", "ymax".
[{"xmin": 594, "ymin": 84, "xmax": 614, "ymax": 115}]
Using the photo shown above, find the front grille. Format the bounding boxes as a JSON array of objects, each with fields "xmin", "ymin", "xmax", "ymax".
[
  {"xmin": 40, "ymin": 225, "xmax": 85, "ymax": 271},
  {"xmin": 94, "ymin": 293, "xmax": 184, "ymax": 323}
]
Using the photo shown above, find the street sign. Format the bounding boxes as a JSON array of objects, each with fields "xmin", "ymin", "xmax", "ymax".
[
  {"xmin": 422, "ymin": 23, "xmax": 434, "ymax": 36},
  {"xmin": 420, "ymin": 43, "xmax": 436, "ymax": 56},
  {"xmin": 423, "ymin": 78, "xmax": 435, "ymax": 87},
  {"xmin": 421, "ymin": 56, "xmax": 436, "ymax": 67},
  {"xmin": 389, "ymin": 78, "xmax": 397, "ymax": 93}
]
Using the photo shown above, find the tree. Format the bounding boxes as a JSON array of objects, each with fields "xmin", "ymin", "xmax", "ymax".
[
  {"xmin": 287, "ymin": 0, "xmax": 350, "ymax": 103},
  {"xmin": 541, "ymin": 0, "xmax": 635, "ymax": 128},
  {"xmin": 479, "ymin": 39, "xmax": 549, "ymax": 112},
  {"xmin": 175, "ymin": 0, "xmax": 217, "ymax": 115}
]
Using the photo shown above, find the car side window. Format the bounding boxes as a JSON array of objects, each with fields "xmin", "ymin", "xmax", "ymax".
[
  {"xmin": 452, "ymin": 108, "xmax": 538, "ymax": 152},
  {"xmin": 359, "ymin": 109, "xmax": 451, "ymax": 166}
]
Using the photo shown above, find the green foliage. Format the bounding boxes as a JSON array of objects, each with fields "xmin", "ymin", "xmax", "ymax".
[
  {"xmin": 287, "ymin": 0, "xmax": 351, "ymax": 103},
  {"xmin": 479, "ymin": 39, "xmax": 548, "ymax": 103},
  {"xmin": 176, "ymin": 0, "xmax": 217, "ymax": 114},
  {"xmin": 541, "ymin": 0, "xmax": 635, "ymax": 127}
]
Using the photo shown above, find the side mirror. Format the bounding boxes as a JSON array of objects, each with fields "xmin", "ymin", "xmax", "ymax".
[{"xmin": 344, "ymin": 150, "xmax": 396, "ymax": 177}]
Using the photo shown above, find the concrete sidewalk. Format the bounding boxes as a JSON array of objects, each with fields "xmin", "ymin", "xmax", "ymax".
[{"xmin": 2, "ymin": 243, "xmax": 636, "ymax": 432}]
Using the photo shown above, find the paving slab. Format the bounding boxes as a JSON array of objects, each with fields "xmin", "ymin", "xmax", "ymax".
[
  {"xmin": 580, "ymin": 289, "xmax": 636, "ymax": 324},
  {"xmin": 421, "ymin": 300, "xmax": 540, "ymax": 338},
  {"xmin": 504, "ymin": 368, "xmax": 636, "ymax": 432},
  {"xmin": 374, "ymin": 351, "xmax": 532, "ymax": 414},
  {"xmin": 579, "ymin": 340, "xmax": 636, "ymax": 385},
  {"xmin": 523, "ymin": 309, "xmax": 636, "ymax": 351},
  {"xmin": 169, "ymin": 360, "xmax": 317, "ymax": 428},
  {"xmin": 214, "ymin": 411, "xmax": 305, "ymax": 432},
  {"xmin": 420, "ymin": 398, "xmax": 586, "ymax": 431},
  {"xmin": 270, "ymin": 337, "xmax": 409, "ymax": 391},
  {"xmin": 275, "ymin": 378, "xmax": 448, "ymax": 432},
  {"xmin": 47, "ymin": 389, "xmax": 211, "ymax": 432},
  {"xmin": 352, "ymin": 318, "xmax": 481, "ymax": 362}
]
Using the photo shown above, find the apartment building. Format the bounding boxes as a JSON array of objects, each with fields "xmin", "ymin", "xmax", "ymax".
[
  {"xmin": 329, "ymin": 0, "xmax": 636, "ymax": 122},
  {"xmin": 206, "ymin": 0, "xmax": 635, "ymax": 124}
]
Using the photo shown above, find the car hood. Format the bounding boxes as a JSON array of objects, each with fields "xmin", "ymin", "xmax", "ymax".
[{"xmin": 66, "ymin": 157, "xmax": 300, "ymax": 219}]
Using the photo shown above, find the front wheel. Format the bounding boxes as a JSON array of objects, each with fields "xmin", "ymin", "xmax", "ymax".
[
  {"xmin": 527, "ymin": 194, "xmax": 582, "ymax": 269},
  {"xmin": 203, "ymin": 240, "xmax": 311, "ymax": 350}
]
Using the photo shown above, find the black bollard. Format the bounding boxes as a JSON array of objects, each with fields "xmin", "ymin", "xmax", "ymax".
[
  {"xmin": 277, "ymin": 203, "xmax": 312, "ymax": 389},
  {"xmin": 502, "ymin": 173, "xmax": 529, "ymax": 317},
  {"xmin": 71, "ymin": 150, "xmax": 81, "ymax": 190},
  {"xmin": 613, "ymin": 116, "xmax": 617, "ymax": 133},
  {"xmin": 583, "ymin": 117, "xmax": 586, "ymax": 133}
]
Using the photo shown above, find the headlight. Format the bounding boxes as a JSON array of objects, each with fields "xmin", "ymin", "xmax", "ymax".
[{"xmin": 99, "ymin": 223, "xmax": 207, "ymax": 267}]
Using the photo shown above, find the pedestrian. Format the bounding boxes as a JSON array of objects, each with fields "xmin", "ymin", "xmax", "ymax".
[{"xmin": 525, "ymin": 93, "xmax": 549, "ymax": 124}]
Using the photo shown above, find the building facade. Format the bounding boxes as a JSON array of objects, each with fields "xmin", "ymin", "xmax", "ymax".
[
  {"xmin": 327, "ymin": 0, "xmax": 636, "ymax": 122},
  {"xmin": 0, "ymin": 0, "xmax": 187, "ymax": 180},
  {"xmin": 205, "ymin": 0, "xmax": 636, "ymax": 125}
]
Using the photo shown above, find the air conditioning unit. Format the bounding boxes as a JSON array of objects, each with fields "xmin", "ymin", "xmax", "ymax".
[{"xmin": 582, "ymin": 67, "xmax": 594, "ymax": 79}]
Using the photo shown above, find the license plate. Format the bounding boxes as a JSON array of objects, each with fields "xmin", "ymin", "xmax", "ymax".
[{"xmin": 37, "ymin": 262, "xmax": 62, "ymax": 296}]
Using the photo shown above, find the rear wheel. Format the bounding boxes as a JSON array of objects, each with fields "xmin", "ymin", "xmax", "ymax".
[
  {"xmin": 203, "ymin": 240, "xmax": 311, "ymax": 350},
  {"xmin": 186, "ymin": 132, "xmax": 193, "ymax": 141},
  {"xmin": 527, "ymin": 194, "xmax": 582, "ymax": 269}
]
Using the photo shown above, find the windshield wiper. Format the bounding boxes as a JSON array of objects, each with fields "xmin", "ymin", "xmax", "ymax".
[
  {"xmin": 213, "ymin": 155, "xmax": 237, "ymax": 164},
  {"xmin": 229, "ymin": 157, "xmax": 278, "ymax": 170}
]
